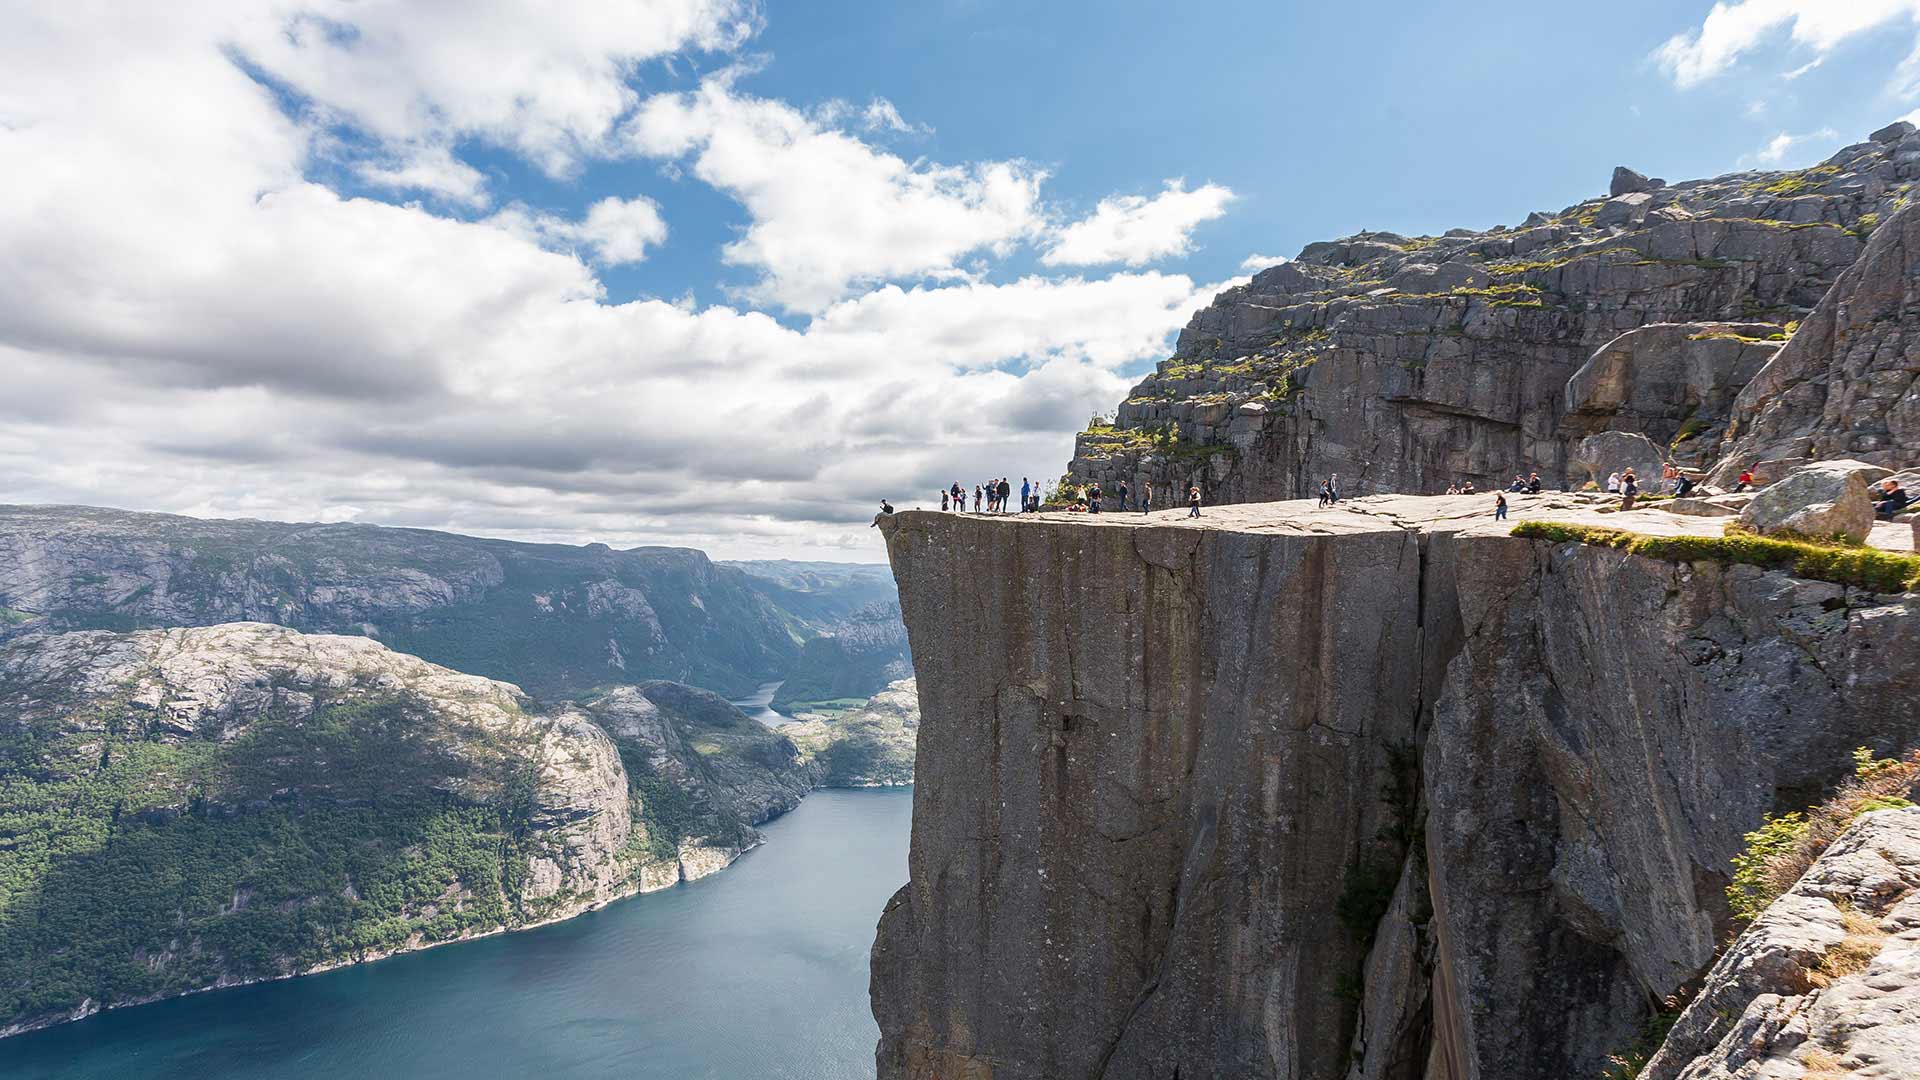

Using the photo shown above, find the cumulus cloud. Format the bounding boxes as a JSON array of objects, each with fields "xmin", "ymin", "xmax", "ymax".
[
  {"xmin": 0, "ymin": 4, "xmax": 1225, "ymax": 559},
  {"xmin": 1654, "ymin": 0, "xmax": 1920, "ymax": 87},
  {"xmin": 1744, "ymin": 126, "xmax": 1841, "ymax": 166},
  {"xmin": 624, "ymin": 77, "xmax": 1047, "ymax": 311},
  {"xmin": 1042, "ymin": 179, "xmax": 1235, "ymax": 267},
  {"xmin": 488, "ymin": 196, "xmax": 669, "ymax": 265},
  {"xmin": 1240, "ymin": 253, "xmax": 1287, "ymax": 272}
]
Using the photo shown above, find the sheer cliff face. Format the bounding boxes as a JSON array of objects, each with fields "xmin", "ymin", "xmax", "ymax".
[
  {"xmin": 876, "ymin": 511, "xmax": 1423, "ymax": 1079},
  {"xmin": 872, "ymin": 506, "xmax": 1920, "ymax": 1080},
  {"xmin": 1066, "ymin": 126, "xmax": 1914, "ymax": 502}
]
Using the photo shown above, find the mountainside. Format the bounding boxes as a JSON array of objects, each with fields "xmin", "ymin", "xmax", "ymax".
[
  {"xmin": 1066, "ymin": 123, "xmax": 1917, "ymax": 502},
  {"xmin": 0, "ymin": 623, "xmax": 824, "ymax": 1038},
  {"xmin": 870, "ymin": 498, "xmax": 1919, "ymax": 1080},
  {"xmin": 785, "ymin": 678, "xmax": 920, "ymax": 787},
  {"xmin": 0, "ymin": 506, "xmax": 902, "ymax": 701},
  {"xmin": 769, "ymin": 602, "xmax": 912, "ymax": 715}
]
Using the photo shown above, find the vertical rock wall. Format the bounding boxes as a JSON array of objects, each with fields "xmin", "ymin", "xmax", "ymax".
[{"xmin": 873, "ymin": 509, "xmax": 1920, "ymax": 1080}]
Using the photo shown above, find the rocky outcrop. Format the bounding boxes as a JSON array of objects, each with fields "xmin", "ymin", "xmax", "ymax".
[
  {"xmin": 786, "ymin": 678, "xmax": 920, "ymax": 787},
  {"xmin": 0, "ymin": 622, "xmax": 821, "ymax": 1038},
  {"xmin": 1711, "ymin": 202, "xmax": 1920, "ymax": 487},
  {"xmin": 871, "ymin": 499, "xmax": 1920, "ymax": 1080},
  {"xmin": 0, "ymin": 505, "xmax": 861, "ymax": 700},
  {"xmin": 1642, "ymin": 807, "xmax": 1920, "ymax": 1080},
  {"xmin": 1068, "ymin": 127, "xmax": 1914, "ymax": 504},
  {"xmin": 768, "ymin": 602, "xmax": 912, "ymax": 714},
  {"xmin": 1737, "ymin": 459, "xmax": 1889, "ymax": 541}
]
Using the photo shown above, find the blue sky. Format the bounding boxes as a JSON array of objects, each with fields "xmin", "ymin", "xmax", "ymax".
[{"xmin": 1, "ymin": 1, "xmax": 1914, "ymax": 559}]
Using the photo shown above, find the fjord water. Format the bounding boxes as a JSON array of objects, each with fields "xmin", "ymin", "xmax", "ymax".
[{"xmin": 0, "ymin": 788, "xmax": 911, "ymax": 1080}]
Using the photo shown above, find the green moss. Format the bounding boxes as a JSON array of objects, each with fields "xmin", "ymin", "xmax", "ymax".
[
  {"xmin": 1747, "ymin": 164, "xmax": 1841, "ymax": 197},
  {"xmin": 0, "ymin": 607, "xmax": 33, "ymax": 626},
  {"xmin": 1855, "ymin": 211, "xmax": 1881, "ymax": 240},
  {"xmin": 1509, "ymin": 522, "xmax": 1920, "ymax": 593}
]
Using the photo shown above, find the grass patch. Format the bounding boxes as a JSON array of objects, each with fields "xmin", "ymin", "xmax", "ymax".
[
  {"xmin": 1727, "ymin": 748, "xmax": 1920, "ymax": 930},
  {"xmin": 1509, "ymin": 522, "xmax": 1920, "ymax": 593}
]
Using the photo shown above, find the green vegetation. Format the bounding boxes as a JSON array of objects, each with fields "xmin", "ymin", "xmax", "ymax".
[
  {"xmin": 1728, "ymin": 748, "xmax": 1920, "ymax": 927},
  {"xmin": 1748, "ymin": 164, "xmax": 1840, "ymax": 198},
  {"xmin": 1509, "ymin": 522, "xmax": 1920, "ymax": 593},
  {"xmin": 1855, "ymin": 211, "xmax": 1881, "ymax": 240},
  {"xmin": 0, "ymin": 607, "xmax": 33, "ymax": 626},
  {"xmin": 1484, "ymin": 247, "xmax": 1639, "ymax": 276},
  {"xmin": 1598, "ymin": 1001, "xmax": 1685, "ymax": 1080},
  {"xmin": 0, "ymin": 692, "xmax": 548, "ymax": 1029}
]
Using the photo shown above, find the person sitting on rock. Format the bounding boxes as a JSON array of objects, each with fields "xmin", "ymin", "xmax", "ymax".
[
  {"xmin": 870, "ymin": 500, "xmax": 893, "ymax": 526},
  {"xmin": 1620, "ymin": 467, "xmax": 1639, "ymax": 510},
  {"xmin": 1674, "ymin": 473, "xmax": 1695, "ymax": 498},
  {"xmin": 1526, "ymin": 472, "xmax": 1543, "ymax": 494},
  {"xmin": 1735, "ymin": 469, "xmax": 1754, "ymax": 493},
  {"xmin": 1606, "ymin": 471, "xmax": 1622, "ymax": 494},
  {"xmin": 940, "ymin": 490, "xmax": 949, "ymax": 511},
  {"xmin": 1508, "ymin": 474, "xmax": 1526, "ymax": 492},
  {"xmin": 1461, "ymin": 480, "xmax": 1476, "ymax": 495},
  {"xmin": 1875, "ymin": 478, "xmax": 1911, "ymax": 521},
  {"xmin": 1445, "ymin": 483, "xmax": 1459, "ymax": 495}
]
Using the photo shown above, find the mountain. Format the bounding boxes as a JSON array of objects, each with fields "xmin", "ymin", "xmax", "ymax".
[
  {"xmin": 0, "ymin": 622, "xmax": 832, "ymax": 1038},
  {"xmin": 1065, "ymin": 123, "xmax": 1916, "ymax": 503},
  {"xmin": 726, "ymin": 561, "xmax": 912, "ymax": 713},
  {"xmin": 785, "ymin": 678, "xmax": 919, "ymax": 787},
  {"xmin": 0, "ymin": 506, "xmax": 905, "ymax": 702}
]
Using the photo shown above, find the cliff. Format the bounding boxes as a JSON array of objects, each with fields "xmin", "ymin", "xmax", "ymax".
[
  {"xmin": 0, "ymin": 505, "xmax": 902, "ymax": 702},
  {"xmin": 0, "ymin": 623, "xmax": 821, "ymax": 1038},
  {"xmin": 1065, "ymin": 124, "xmax": 1917, "ymax": 502},
  {"xmin": 786, "ymin": 678, "xmax": 920, "ymax": 787},
  {"xmin": 870, "ymin": 495, "xmax": 1919, "ymax": 1079}
]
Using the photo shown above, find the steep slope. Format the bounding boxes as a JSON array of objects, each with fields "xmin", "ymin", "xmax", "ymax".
[
  {"xmin": 769, "ymin": 602, "xmax": 912, "ymax": 714},
  {"xmin": 0, "ymin": 505, "xmax": 803, "ymax": 698},
  {"xmin": 0, "ymin": 623, "xmax": 818, "ymax": 1038},
  {"xmin": 1710, "ymin": 195, "xmax": 1920, "ymax": 484},
  {"xmin": 1066, "ymin": 124, "xmax": 1912, "ymax": 502},
  {"xmin": 785, "ymin": 678, "xmax": 920, "ymax": 787},
  {"xmin": 870, "ymin": 499, "xmax": 1920, "ymax": 1080}
]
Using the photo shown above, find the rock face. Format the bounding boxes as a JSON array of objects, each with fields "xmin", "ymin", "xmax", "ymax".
[
  {"xmin": 870, "ymin": 501, "xmax": 1920, "ymax": 1080},
  {"xmin": 0, "ymin": 623, "xmax": 819, "ymax": 1038},
  {"xmin": 1643, "ymin": 807, "xmax": 1920, "ymax": 1080},
  {"xmin": 1711, "ymin": 202, "xmax": 1920, "ymax": 487},
  {"xmin": 1568, "ymin": 430, "xmax": 1670, "ymax": 490},
  {"xmin": 0, "ymin": 505, "xmax": 902, "ymax": 702},
  {"xmin": 1737, "ymin": 458, "xmax": 1888, "ymax": 541},
  {"xmin": 1068, "ymin": 127, "xmax": 1915, "ymax": 504}
]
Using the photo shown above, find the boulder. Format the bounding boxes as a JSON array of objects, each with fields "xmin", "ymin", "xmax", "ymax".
[
  {"xmin": 1662, "ymin": 495, "xmax": 1744, "ymax": 517},
  {"xmin": 1593, "ymin": 191, "xmax": 1653, "ymax": 227},
  {"xmin": 1872, "ymin": 120, "xmax": 1918, "ymax": 145},
  {"xmin": 1386, "ymin": 260, "xmax": 1489, "ymax": 293},
  {"xmin": 1610, "ymin": 165, "xmax": 1665, "ymax": 196},
  {"xmin": 1736, "ymin": 459, "xmax": 1887, "ymax": 541},
  {"xmin": 1568, "ymin": 430, "xmax": 1668, "ymax": 490}
]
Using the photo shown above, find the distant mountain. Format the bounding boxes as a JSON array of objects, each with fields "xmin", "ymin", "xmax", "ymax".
[
  {"xmin": 0, "ymin": 505, "xmax": 899, "ymax": 700},
  {"xmin": 0, "ymin": 623, "xmax": 824, "ymax": 1039},
  {"xmin": 726, "ymin": 560, "xmax": 912, "ymax": 713}
]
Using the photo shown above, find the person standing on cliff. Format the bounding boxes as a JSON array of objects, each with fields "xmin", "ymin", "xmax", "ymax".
[
  {"xmin": 1000, "ymin": 478, "xmax": 1012, "ymax": 514},
  {"xmin": 1117, "ymin": 479, "xmax": 1131, "ymax": 512},
  {"xmin": 1328, "ymin": 473, "xmax": 1340, "ymax": 504},
  {"xmin": 1020, "ymin": 477, "xmax": 1030, "ymax": 512},
  {"xmin": 1141, "ymin": 481, "xmax": 1153, "ymax": 513},
  {"xmin": 1494, "ymin": 491, "xmax": 1507, "ymax": 521},
  {"xmin": 1187, "ymin": 484, "xmax": 1201, "ymax": 518}
]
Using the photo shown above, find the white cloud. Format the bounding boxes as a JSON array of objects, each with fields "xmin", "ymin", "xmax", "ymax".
[
  {"xmin": 1654, "ymin": 0, "xmax": 1920, "ymax": 87},
  {"xmin": 1240, "ymin": 253, "xmax": 1287, "ymax": 272},
  {"xmin": 0, "ymin": 4, "xmax": 1227, "ymax": 559},
  {"xmin": 353, "ymin": 145, "xmax": 491, "ymax": 207},
  {"xmin": 1745, "ymin": 126, "xmax": 1840, "ymax": 166},
  {"xmin": 488, "ymin": 196, "xmax": 669, "ymax": 265},
  {"xmin": 1042, "ymin": 180, "xmax": 1235, "ymax": 267},
  {"xmin": 238, "ymin": 0, "xmax": 759, "ymax": 175},
  {"xmin": 624, "ymin": 77, "xmax": 1046, "ymax": 311}
]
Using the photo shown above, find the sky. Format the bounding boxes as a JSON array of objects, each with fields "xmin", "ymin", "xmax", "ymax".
[{"xmin": 1, "ymin": 0, "xmax": 1916, "ymax": 561}]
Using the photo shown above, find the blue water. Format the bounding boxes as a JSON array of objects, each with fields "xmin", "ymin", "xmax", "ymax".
[
  {"xmin": 731, "ymin": 682, "xmax": 789, "ymax": 728},
  {"xmin": 0, "ymin": 788, "xmax": 912, "ymax": 1080}
]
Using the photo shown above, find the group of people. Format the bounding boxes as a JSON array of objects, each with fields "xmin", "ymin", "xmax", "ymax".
[
  {"xmin": 1316, "ymin": 475, "xmax": 1340, "ymax": 506},
  {"xmin": 941, "ymin": 478, "xmax": 1038, "ymax": 514},
  {"xmin": 1067, "ymin": 478, "xmax": 1204, "ymax": 518}
]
